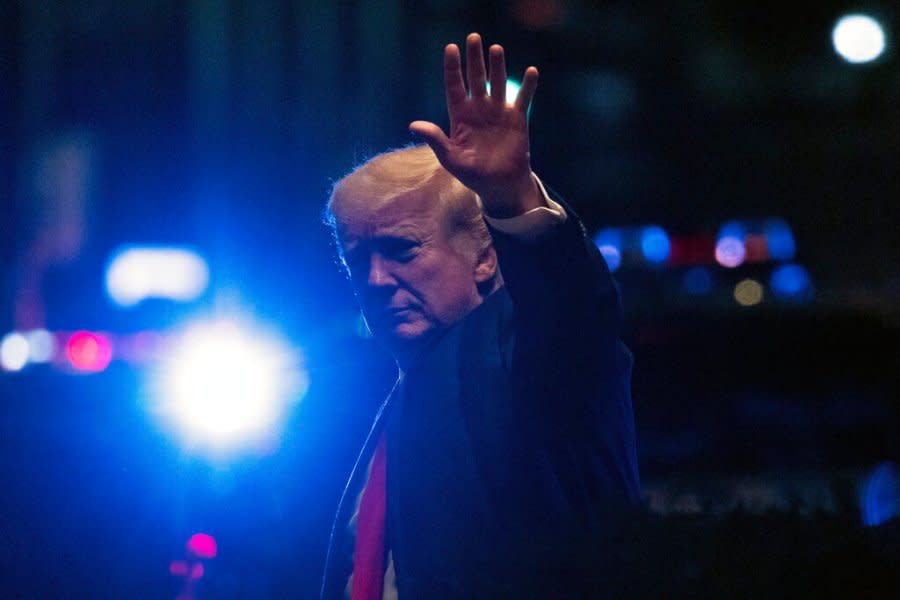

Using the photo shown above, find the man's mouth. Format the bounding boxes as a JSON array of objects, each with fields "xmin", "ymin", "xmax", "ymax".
[
  {"xmin": 384, "ymin": 306, "xmax": 414, "ymax": 318},
  {"xmin": 367, "ymin": 305, "xmax": 415, "ymax": 326}
]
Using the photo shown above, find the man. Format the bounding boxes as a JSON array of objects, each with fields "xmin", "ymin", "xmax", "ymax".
[{"xmin": 322, "ymin": 34, "xmax": 640, "ymax": 599}]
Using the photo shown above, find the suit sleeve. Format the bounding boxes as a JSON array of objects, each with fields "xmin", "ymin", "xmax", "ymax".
[{"xmin": 487, "ymin": 185, "xmax": 641, "ymax": 504}]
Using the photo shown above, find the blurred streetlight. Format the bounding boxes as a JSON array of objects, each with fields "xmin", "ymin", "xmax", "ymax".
[
  {"xmin": 155, "ymin": 317, "xmax": 307, "ymax": 455},
  {"xmin": 832, "ymin": 14, "xmax": 887, "ymax": 64}
]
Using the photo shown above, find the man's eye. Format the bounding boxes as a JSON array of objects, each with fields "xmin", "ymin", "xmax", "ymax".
[
  {"xmin": 384, "ymin": 241, "xmax": 418, "ymax": 262},
  {"xmin": 389, "ymin": 247, "xmax": 416, "ymax": 262}
]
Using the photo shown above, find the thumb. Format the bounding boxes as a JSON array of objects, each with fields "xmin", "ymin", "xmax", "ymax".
[{"xmin": 409, "ymin": 120, "xmax": 452, "ymax": 165}]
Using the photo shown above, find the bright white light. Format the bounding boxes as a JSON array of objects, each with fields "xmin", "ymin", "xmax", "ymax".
[
  {"xmin": 25, "ymin": 329, "xmax": 56, "ymax": 363},
  {"xmin": 157, "ymin": 319, "xmax": 307, "ymax": 451},
  {"xmin": 106, "ymin": 246, "xmax": 209, "ymax": 307},
  {"xmin": 832, "ymin": 14, "xmax": 886, "ymax": 64},
  {"xmin": 1, "ymin": 333, "xmax": 30, "ymax": 372},
  {"xmin": 505, "ymin": 79, "xmax": 522, "ymax": 102},
  {"xmin": 486, "ymin": 79, "xmax": 523, "ymax": 104}
]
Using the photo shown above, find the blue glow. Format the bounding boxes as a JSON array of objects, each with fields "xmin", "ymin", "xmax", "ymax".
[
  {"xmin": 682, "ymin": 267, "xmax": 713, "ymax": 295},
  {"xmin": 770, "ymin": 264, "xmax": 812, "ymax": 297},
  {"xmin": 719, "ymin": 221, "xmax": 745, "ymax": 240},
  {"xmin": 598, "ymin": 245, "xmax": 621, "ymax": 272},
  {"xmin": 640, "ymin": 226, "xmax": 671, "ymax": 263},
  {"xmin": 861, "ymin": 462, "xmax": 899, "ymax": 527},
  {"xmin": 594, "ymin": 228, "xmax": 623, "ymax": 272},
  {"xmin": 763, "ymin": 219, "xmax": 796, "ymax": 261}
]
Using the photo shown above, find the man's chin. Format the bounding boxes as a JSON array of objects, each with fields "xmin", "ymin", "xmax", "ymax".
[
  {"xmin": 366, "ymin": 310, "xmax": 429, "ymax": 340},
  {"xmin": 384, "ymin": 321, "xmax": 431, "ymax": 343},
  {"xmin": 372, "ymin": 320, "xmax": 437, "ymax": 359}
]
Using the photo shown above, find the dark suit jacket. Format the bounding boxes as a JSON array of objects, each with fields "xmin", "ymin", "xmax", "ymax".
[{"xmin": 321, "ymin": 199, "xmax": 640, "ymax": 599}]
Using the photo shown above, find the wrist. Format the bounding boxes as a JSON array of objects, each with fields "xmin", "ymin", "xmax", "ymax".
[{"xmin": 480, "ymin": 172, "xmax": 544, "ymax": 219}]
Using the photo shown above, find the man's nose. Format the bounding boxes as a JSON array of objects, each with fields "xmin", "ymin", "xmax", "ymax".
[{"xmin": 367, "ymin": 253, "xmax": 396, "ymax": 287}]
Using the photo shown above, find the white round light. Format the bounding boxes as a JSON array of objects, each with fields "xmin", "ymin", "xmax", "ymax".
[
  {"xmin": 1, "ymin": 332, "xmax": 30, "ymax": 372},
  {"xmin": 832, "ymin": 14, "xmax": 886, "ymax": 64},
  {"xmin": 157, "ymin": 318, "xmax": 307, "ymax": 451}
]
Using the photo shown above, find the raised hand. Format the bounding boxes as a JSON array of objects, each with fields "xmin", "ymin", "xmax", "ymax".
[{"xmin": 409, "ymin": 33, "xmax": 543, "ymax": 219}]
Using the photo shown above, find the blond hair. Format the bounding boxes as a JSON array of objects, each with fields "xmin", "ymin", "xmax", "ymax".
[{"xmin": 324, "ymin": 145, "xmax": 492, "ymax": 258}]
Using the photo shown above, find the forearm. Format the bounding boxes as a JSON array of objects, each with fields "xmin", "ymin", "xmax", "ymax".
[{"xmin": 488, "ymin": 189, "xmax": 622, "ymax": 332}]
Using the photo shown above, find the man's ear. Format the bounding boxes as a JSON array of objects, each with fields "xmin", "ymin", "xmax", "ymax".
[{"xmin": 474, "ymin": 244, "xmax": 498, "ymax": 285}]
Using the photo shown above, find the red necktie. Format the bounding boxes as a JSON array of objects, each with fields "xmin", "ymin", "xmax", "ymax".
[{"xmin": 352, "ymin": 433, "xmax": 387, "ymax": 600}]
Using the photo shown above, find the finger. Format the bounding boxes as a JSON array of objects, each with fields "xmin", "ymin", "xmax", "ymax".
[
  {"xmin": 409, "ymin": 121, "xmax": 452, "ymax": 165},
  {"xmin": 443, "ymin": 44, "xmax": 467, "ymax": 108},
  {"xmin": 514, "ymin": 66, "xmax": 539, "ymax": 112},
  {"xmin": 465, "ymin": 33, "xmax": 487, "ymax": 98},
  {"xmin": 488, "ymin": 44, "xmax": 507, "ymax": 103}
]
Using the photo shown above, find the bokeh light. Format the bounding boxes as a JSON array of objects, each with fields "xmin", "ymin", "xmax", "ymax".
[
  {"xmin": 734, "ymin": 279, "xmax": 764, "ymax": 306},
  {"xmin": 762, "ymin": 218, "xmax": 796, "ymax": 261},
  {"xmin": 105, "ymin": 246, "xmax": 209, "ymax": 307},
  {"xmin": 598, "ymin": 245, "xmax": 621, "ymax": 272},
  {"xmin": 187, "ymin": 533, "xmax": 218, "ymax": 559},
  {"xmin": 861, "ymin": 462, "xmax": 899, "ymax": 527},
  {"xmin": 1, "ymin": 332, "xmax": 30, "ymax": 372},
  {"xmin": 594, "ymin": 227, "xmax": 623, "ymax": 272},
  {"xmin": 716, "ymin": 221, "xmax": 746, "ymax": 268},
  {"xmin": 715, "ymin": 236, "xmax": 746, "ymax": 268},
  {"xmin": 640, "ymin": 226, "xmax": 671, "ymax": 263},
  {"xmin": 157, "ymin": 317, "xmax": 308, "ymax": 451},
  {"xmin": 744, "ymin": 234, "xmax": 768, "ymax": 263},
  {"xmin": 25, "ymin": 329, "xmax": 57, "ymax": 363},
  {"xmin": 770, "ymin": 263, "xmax": 813, "ymax": 299},
  {"xmin": 832, "ymin": 14, "xmax": 887, "ymax": 64},
  {"xmin": 66, "ymin": 331, "xmax": 113, "ymax": 372}
]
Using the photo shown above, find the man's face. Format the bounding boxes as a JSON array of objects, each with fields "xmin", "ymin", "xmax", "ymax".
[{"xmin": 336, "ymin": 193, "xmax": 486, "ymax": 358}]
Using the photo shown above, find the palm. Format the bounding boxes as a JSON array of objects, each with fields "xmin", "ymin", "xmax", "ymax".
[
  {"xmin": 444, "ymin": 95, "xmax": 529, "ymax": 189},
  {"xmin": 410, "ymin": 34, "xmax": 540, "ymax": 217}
]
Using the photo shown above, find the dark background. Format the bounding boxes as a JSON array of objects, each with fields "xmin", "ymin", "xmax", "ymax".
[{"xmin": 1, "ymin": 1, "xmax": 898, "ymax": 598}]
